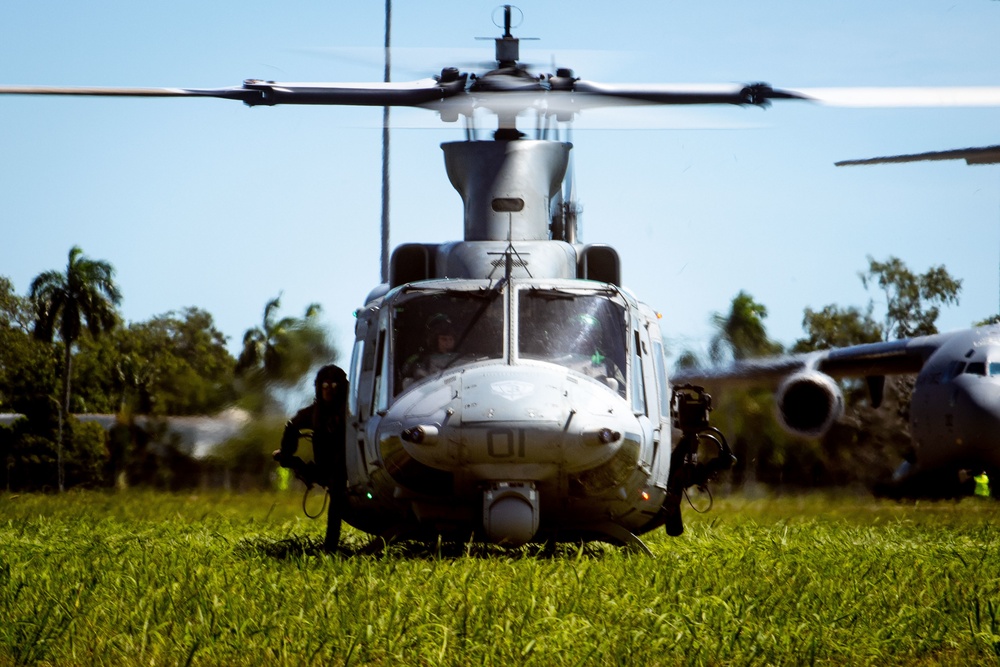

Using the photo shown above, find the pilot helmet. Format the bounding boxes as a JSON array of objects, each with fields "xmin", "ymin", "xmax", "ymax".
[
  {"xmin": 427, "ymin": 313, "xmax": 454, "ymax": 337},
  {"xmin": 314, "ymin": 364, "xmax": 347, "ymax": 398}
]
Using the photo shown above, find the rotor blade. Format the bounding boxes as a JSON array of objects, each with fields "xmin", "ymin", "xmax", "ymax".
[
  {"xmin": 0, "ymin": 84, "xmax": 256, "ymax": 101},
  {"xmin": 0, "ymin": 77, "xmax": 467, "ymax": 107},
  {"xmin": 568, "ymin": 81, "xmax": 806, "ymax": 107},
  {"xmin": 240, "ymin": 78, "xmax": 466, "ymax": 106},
  {"xmin": 0, "ymin": 78, "xmax": 802, "ymax": 114},
  {"xmin": 789, "ymin": 86, "xmax": 1000, "ymax": 108},
  {"xmin": 836, "ymin": 145, "xmax": 1000, "ymax": 166},
  {"xmin": 422, "ymin": 81, "xmax": 803, "ymax": 121}
]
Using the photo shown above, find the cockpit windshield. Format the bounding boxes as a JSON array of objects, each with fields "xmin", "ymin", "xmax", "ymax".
[
  {"xmin": 392, "ymin": 289, "xmax": 504, "ymax": 393},
  {"xmin": 518, "ymin": 288, "xmax": 628, "ymax": 396}
]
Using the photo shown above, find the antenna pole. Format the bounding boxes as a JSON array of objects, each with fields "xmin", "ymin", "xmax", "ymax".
[
  {"xmin": 495, "ymin": 4, "xmax": 519, "ymax": 68},
  {"xmin": 380, "ymin": 0, "xmax": 392, "ymax": 283}
]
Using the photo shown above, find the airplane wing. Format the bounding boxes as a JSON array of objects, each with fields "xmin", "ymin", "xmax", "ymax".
[
  {"xmin": 672, "ymin": 331, "xmax": 954, "ymax": 438},
  {"xmin": 674, "ymin": 333, "xmax": 947, "ymax": 388},
  {"xmin": 836, "ymin": 145, "xmax": 1000, "ymax": 167}
]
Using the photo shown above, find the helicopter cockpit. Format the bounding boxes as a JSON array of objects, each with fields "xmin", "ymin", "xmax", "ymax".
[
  {"xmin": 518, "ymin": 287, "xmax": 628, "ymax": 397},
  {"xmin": 392, "ymin": 287, "xmax": 505, "ymax": 394},
  {"xmin": 385, "ymin": 281, "xmax": 631, "ymax": 400}
]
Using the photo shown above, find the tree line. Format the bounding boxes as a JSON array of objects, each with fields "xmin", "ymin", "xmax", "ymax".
[
  {"xmin": 2, "ymin": 246, "xmax": 981, "ymax": 494},
  {"xmin": 1, "ymin": 246, "xmax": 333, "ymax": 492}
]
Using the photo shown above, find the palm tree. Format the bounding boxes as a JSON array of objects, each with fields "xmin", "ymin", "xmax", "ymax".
[
  {"xmin": 707, "ymin": 291, "xmax": 783, "ymax": 490},
  {"xmin": 30, "ymin": 245, "xmax": 122, "ymax": 491},
  {"xmin": 709, "ymin": 291, "xmax": 782, "ymax": 363},
  {"xmin": 236, "ymin": 295, "xmax": 333, "ymax": 410}
]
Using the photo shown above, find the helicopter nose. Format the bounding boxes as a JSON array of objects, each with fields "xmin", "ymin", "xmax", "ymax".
[
  {"xmin": 378, "ymin": 363, "xmax": 638, "ymax": 546},
  {"xmin": 380, "ymin": 363, "xmax": 637, "ymax": 482},
  {"xmin": 439, "ymin": 365, "xmax": 633, "ymax": 477}
]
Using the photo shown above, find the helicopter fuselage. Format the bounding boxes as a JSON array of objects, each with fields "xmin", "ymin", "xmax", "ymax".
[
  {"xmin": 327, "ymin": 138, "xmax": 714, "ymax": 549},
  {"xmin": 342, "ymin": 276, "xmax": 675, "ymax": 548}
]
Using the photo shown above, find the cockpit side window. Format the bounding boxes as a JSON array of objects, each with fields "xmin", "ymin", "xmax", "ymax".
[
  {"xmin": 652, "ymin": 340, "xmax": 670, "ymax": 418},
  {"xmin": 347, "ymin": 339, "xmax": 364, "ymax": 418},
  {"xmin": 391, "ymin": 290, "xmax": 504, "ymax": 394},
  {"xmin": 990, "ymin": 362, "xmax": 1000, "ymax": 377},
  {"xmin": 965, "ymin": 361, "xmax": 987, "ymax": 376},
  {"xmin": 518, "ymin": 289, "xmax": 628, "ymax": 397}
]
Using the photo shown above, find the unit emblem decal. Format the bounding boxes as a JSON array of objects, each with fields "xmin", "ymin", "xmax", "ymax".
[{"xmin": 491, "ymin": 380, "xmax": 534, "ymax": 402}]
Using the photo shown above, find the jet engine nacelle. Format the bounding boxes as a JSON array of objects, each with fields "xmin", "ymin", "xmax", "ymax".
[{"xmin": 774, "ymin": 371, "xmax": 844, "ymax": 438}]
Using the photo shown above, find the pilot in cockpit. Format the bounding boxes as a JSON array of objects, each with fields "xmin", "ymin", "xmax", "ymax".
[{"xmin": 402, "ymin": 314, "xmax": 459, "ymax": 387}]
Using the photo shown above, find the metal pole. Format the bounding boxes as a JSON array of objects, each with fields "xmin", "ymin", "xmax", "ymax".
[{"xmin": 380, "ymin": 0, "xmax": 392, "ymax": 283}]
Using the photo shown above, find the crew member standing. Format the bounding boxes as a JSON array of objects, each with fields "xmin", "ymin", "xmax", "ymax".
[{"xmin": 274, "ymin": 364, "xmax": 349, "ymax": 551}]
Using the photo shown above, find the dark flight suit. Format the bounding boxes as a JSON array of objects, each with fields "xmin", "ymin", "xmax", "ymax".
[{"xmin": 275, "ymin": 364, "xmax": 348, "ymax": 550}]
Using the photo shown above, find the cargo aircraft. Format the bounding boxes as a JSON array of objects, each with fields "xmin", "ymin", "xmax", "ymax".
[
  {"xmin": 674, "ymin": 324, "xmax": 1000, "ymax": 498},
  {"xmin": 776, "ymin": 138, "xmax": 1000, "ymax": 496}
]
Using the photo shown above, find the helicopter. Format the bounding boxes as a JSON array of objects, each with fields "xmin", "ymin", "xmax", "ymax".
[
  {"xmin": 4, "ymin": 6, "xmax": 999, "ymax": 551},
  {"xmin": 0, "ymin": 6, "xmax": 809, "ymax": 552},
  {"xmin": 274, "ymin": 7, "xmax": 801, "ymax": 551}
]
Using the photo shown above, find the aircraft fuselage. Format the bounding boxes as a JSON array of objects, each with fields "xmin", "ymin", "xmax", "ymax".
[{"xmin": 907, "ymin": 328, "xmax": 1000, "ymax": 484}]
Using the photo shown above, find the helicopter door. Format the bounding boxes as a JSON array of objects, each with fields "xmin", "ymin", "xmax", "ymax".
[
  {"xmin": 345, "ymin": 337, "xmax": 368, "ymax": 479},
  {"xmin": 649, "ymin": 339, "xmax": 672, "ymax": 488},
  {"xmin": 347, "ymin": 338, "xmax": 364, "ymax": 419},
  {"xmin": 373, "ymin": 326, "xmax": 390, "ymax": 415},
  {"xmin": 354, "ymin": 317, "xmax": 381, "ymax": 420},
  {"xmin": 630, "ymin": 324, "xmax": 657, "ymax": 474},
  {"xmin": 630, "ymin": 329, "xmax": 647, "ymax": 415}
]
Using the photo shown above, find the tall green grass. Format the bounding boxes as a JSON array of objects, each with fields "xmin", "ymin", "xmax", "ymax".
[{"xmin": 2, "ymin": 490, "xmax": 1000, "ymax": 665}]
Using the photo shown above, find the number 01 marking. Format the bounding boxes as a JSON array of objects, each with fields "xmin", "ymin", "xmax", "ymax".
[{"xmin": 487, "ymin": 428, "xmax": 526, "ymax": 458}]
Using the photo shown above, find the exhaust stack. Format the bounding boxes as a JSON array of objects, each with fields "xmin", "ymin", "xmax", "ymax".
[{"xmin": 442, "ymin": 140, "xmax": 571, "ymax": 242}]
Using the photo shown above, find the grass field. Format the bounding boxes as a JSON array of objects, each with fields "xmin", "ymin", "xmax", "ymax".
[{"xmin": 2, "ymin": 490, "xmax": 1000, "ymax": 666}]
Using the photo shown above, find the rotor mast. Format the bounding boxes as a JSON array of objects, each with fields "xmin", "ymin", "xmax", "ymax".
[{"xmin": 495, "ymin": 5, "xmax": 519, "ymax": 68}]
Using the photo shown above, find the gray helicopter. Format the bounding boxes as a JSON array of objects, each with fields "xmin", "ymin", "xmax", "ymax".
[
  {"xmin": 0, "ymin": 7, "xmax": 812, "ymax": 551},
  {"xmin": 318, "ymin": 8, "xmax": 794, "ymax": 551}
]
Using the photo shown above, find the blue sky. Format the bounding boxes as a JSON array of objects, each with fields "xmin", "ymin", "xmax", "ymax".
[{"xmin": 1, "ymin": 1, "xmax": 999, "ymax": 367}]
